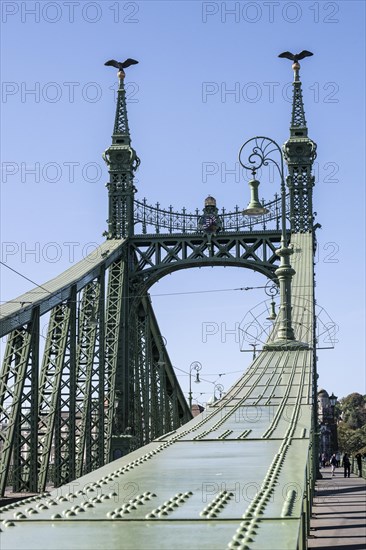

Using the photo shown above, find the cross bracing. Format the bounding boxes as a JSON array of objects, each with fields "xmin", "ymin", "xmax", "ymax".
[
  {"xmin": 0, "ymin": 240, "xmax": 191, "ymax": 494},
  {"xmin": 129, "ymin": 231, "xmax": 284, "ymax": 290}
]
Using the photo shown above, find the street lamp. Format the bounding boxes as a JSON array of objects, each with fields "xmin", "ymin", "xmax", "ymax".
[
  {"xmin": 328, "ymin": 392, "xmax": 338, "ymax": 454},
  {"xmin": 329, "ymin": 392, "xmax": 337, "ymax": 407},
  {"xmin": 265, "ymin": 282, "xmax": 278, "ymax": 322},
  {"xmin": 239, "ymin": 136, "xmax": 308, "ymax": 350},
  {"xmin": 214, "ymin": 383, "xmax": 224, "ymax": 401},
  {"xmin": 189, "ymin": 361, "xmax": 202, "ymax": 410},
  {"xmin": 249, "ymin": 343, "xmax": 257, "ymax": 360}
]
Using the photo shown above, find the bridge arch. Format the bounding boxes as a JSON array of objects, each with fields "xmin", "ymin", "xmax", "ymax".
[{"xmin": 128, "ymin": 230, "xmax": 283, "ymax": 297}]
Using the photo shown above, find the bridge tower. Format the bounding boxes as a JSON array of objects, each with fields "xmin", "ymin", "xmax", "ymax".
[
  {"xmin": 284, "ymin": 60, "xmax": 317, "ymax": 232},
  {"xmin": 103, "ymin": 69, "xmax": 140, "ymax": 239}
]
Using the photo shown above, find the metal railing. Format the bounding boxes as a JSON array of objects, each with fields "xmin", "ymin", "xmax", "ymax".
[{"xmin": 134, "ymin": 194, "xmax": 288, "ymax": 234}]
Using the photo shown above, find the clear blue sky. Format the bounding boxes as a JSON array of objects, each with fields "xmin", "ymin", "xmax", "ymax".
[{"xmin": 1, "ymin": 1, "xmax": 365, "ymax": 404}]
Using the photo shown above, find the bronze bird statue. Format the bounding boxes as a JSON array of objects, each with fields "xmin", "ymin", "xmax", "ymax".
[
  {"xmin": 104, "ymin": 58, "xmax": 138, "ymax": 70},
  {"xmin": 278, "ymin": 50, "xmax": 313, "ymax": 62},
  {"xmin": 104, "ymin": 58, "xmax": 138, "ymax": 78}
]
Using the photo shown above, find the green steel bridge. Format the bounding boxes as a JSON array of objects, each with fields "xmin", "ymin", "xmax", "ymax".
[{"xmin": 0, "ymin": 57, "xmax": 319, "ymax": 549}]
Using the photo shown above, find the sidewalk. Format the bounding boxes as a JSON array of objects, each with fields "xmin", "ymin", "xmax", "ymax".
[{"xmin": 308, "ymin": 468, "xmax": 366, "ymax": 549}]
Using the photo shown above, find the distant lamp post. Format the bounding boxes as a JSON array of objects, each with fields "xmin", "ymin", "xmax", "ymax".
[
  {"xmin": 329, "ymin": 392, "xmax": 338, "ymax": 453},
  {"xmin": 265, "ymin": 282, "xmax": 278, "ymax": 322},
  {"xmin": 329, "ymin": 392, "xmax": 337, "ymax": 407},
  {"xmin": 239, "ymin": 136, "xmax": 308, "ymax": 350},
  {"xmin": 189, "ymin": 361, "xmax": 202, "ymax": 410},
  {"xmin": 249, "ymin": 343, "xmax": 257, "ymax": 360},
  {"xmin": 214, "ymin": 383, "xmax": 224, "ymax": 401}
]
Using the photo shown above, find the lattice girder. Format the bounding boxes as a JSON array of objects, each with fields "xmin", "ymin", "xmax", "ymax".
[
  {"xmin": 12, "ymin": 308, "xmax": 40, "ymax": 493},
  {"xmin": 103, "ymin": 258, "xmax": 125, "ymax": 461},
  {"xmin": 0, "ymin": 322, "xmax": 35, "ymax": 494},
  {"xmin": 37, "ymin": 299, "xmax": 74, "ymax": 491},
  {"xmin": 129, "ymin": 232, "xmax": 283, "ymax": 292},
  {"xmin": 125, "ymin": 297, "xmax": 191, "ymax": 452},
  {"xmin": 74, "ymin": 279, "xmax": 103, "ymax": 477}
]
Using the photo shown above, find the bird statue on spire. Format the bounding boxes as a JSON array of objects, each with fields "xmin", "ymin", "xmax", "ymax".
[
  {"xmin": 278, "ymin": 50, "xmax": 313, "ymax": 81},
  {"xmin": 278, "ymin": 50, "xmax": 313, "ymax": 62},
  {"xmin": 104, "ymin": 58, "xmax": 139, "ymax": 79}
]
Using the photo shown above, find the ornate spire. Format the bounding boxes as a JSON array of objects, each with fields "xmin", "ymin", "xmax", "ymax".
[
  {"xmin": 112, "ymin": 73, "xmax": 132, "ymax": 144},
  {"xmin": 279, "ymin": 54, "xmax": 317, "ymax": 233},
  {"xmin": 290, "ymin": 62, "xmax": 308, "ymax": 137},
  {"xmin": 103, "ymin": 62, "xmax": 140, "ymax": 239}
]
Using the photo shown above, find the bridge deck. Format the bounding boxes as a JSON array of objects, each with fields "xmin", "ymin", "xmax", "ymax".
[{"xmin": 0, "ymin": 234, "xmax": 315, "ymax": 549}]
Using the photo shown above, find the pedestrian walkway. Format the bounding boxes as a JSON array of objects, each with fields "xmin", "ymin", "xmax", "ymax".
[{"xmin": 308, "ymin": 468, "xmax": 366, "ymax": 549}]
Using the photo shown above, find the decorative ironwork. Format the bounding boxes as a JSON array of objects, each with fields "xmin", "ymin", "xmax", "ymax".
[
  {"xmin": 103, "ymin": 69, "xmax": 140, "ymax": 239},
  {"xmin": 291, "ymin": 83, "xmax": 307, "ymax": 128},
  {"xmin": 129, "ymin": 233, "xmax": 282, "ymax": 293},
  {"xmin": 282, "ymin": 61, "xmax": 317, "ymax": 233},
  {"xmin": 134, "ymin": 194, "xmax": 288, "ymax": 235}
]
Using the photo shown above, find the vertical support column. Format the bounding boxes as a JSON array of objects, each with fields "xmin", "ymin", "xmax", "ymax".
[
  {"xmin": 75, "ymin": 280, "xmax": 102, "ymax": 478},
  {"xmin": 38, "ymin": 300, "xmax": 72, "ymax": 491},
  {"xmin": 97, "ymin": 266, "xmax": 106, "ymax": 468},
  {"xmin": 104, "ymin": 257, "xmax": 126, "ymax": 461},
  {"xmin": 53, "ymin": 287, "xmax": 77, "ymax": 487},
  {"xmin": 109, "ymin": 259, "xmax": 134, "ymax": 459},
  {"xmin": 0, "ymin": 318, "xmax": 36, "ymax": 495},
  {"xmin": 13, "ymin": 308, "xmax": 40, "ymax": 493}
]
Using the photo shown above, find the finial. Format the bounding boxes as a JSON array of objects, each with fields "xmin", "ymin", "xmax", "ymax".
[
  {"xmin": 104, "ymin": 58, "xmax": 139, "ymax": 81},
  {"xmin": 278, "ymin": 50, "xmax": 313, "ymax": 80}
]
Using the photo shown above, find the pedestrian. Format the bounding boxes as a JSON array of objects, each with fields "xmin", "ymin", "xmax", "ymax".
[
  {"xmin": 335, "ymin": 451, "xmax": 341, "ymax": 467},
  {"xmin": 330, "ymin": 453, "xmax": 337, "ymax": 476},
  {"xmin": 355, "ymin": 453, "xmax": 362, "ymax": 477},
  {"xmin": 321, "ymin": 452, "xmax": 326, "ymax": 468},
  {"xmin": 342, "ymin": 453, "xmax": 351, "ymax": 478}
]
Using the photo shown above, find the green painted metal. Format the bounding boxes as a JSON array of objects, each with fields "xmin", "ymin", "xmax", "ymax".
[
  {"xmin": 103, "ymin": 74, "xmax": 140, "ymax": 239},
  {"xmin": 284, "ymin": 64, "xmax": 317, "ymax": 233},
  {"xmin": 0, "ymin": 56, "xmax": 319, "ymax": 550},
  {"xmin": 0, "ymin": 313, "xmax": 38, "ymax": 495},
  {"xmin": 37, "ymin": 298, "xmax": 73, "ymax": 490},
  {"xmin": 0, "ymin": 241, "xmax": 192, "ymax": 494},
  {"xmin": 0, "ymin": 231, "xmax": 316, "ymax": 548},
  {"xmin": 74, "ymin": 280, "xmax": 103, "ymax": 478}
]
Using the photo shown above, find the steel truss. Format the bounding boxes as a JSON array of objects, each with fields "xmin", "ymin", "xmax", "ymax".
[
  {"xmin": 129, "ymin": 231, "xmax": 284, "ymax": 289},
  {"xmin": 0, "ymin": 250, "xmax": 191, "ymax": 495}
]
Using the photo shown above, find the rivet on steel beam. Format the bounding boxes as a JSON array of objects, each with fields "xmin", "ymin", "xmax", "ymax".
[
  {"xmin": 3, "ymin": 521, "xmax": 15, "ymax": 528},
  {"xmin": 14, "ymin": 512, "xmax": 26, "ymax": 519}
]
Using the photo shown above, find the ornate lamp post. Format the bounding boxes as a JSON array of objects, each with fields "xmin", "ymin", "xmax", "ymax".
[
  {"xmin": 188, "ymin": 361, "xmax": 202, "ymax": 410},
  {"xmin": 265, "ymin": 282, "xmax": 278, "ymax": 322},
  {"xmin": 214, "ymin": 383, "xmax": 224, "ymax": 401},
  {"xmin": 329, "ymin": 392, "xmax": 337, "ymax": 408},
  {"xmin": 329, "ymin": 392, "xmax": 338, "ymax": 454},
  {"xmin": 239, "ymin": 136, "xmax": 308, "ymax": 350}
]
